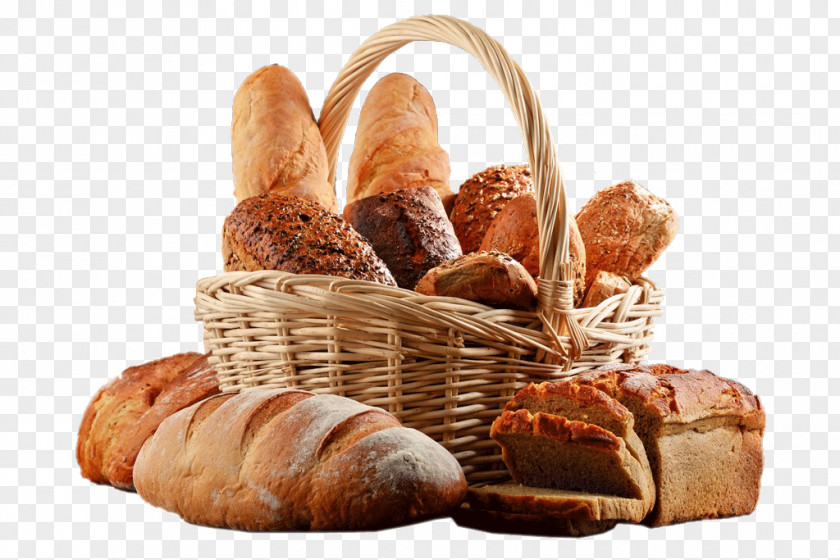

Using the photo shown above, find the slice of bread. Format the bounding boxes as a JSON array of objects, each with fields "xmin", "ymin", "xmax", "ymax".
[{"xmin": 452, "ymin": 503, "xmax": 617, "ymax": 537}]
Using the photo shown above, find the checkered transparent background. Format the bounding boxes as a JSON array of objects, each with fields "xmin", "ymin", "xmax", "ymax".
[{"xmin": 2, "ymin": 1, "xmax": 838, "ymax": 558}]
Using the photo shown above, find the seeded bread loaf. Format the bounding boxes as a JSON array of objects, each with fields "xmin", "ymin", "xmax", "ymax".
[
  {"xmin": 343, "ymin": 186, "xmax": 462, "ymax": 289},
  {"xmin": 134, "ymin": 388, "xmax": 466, "ymax": 531},
  {"xmin": 231, "ymin": 65, "xmax": 337, "ymax": 212},
  {"xmin": 77, "ymin": 352, "xmax": 220, "ymax": 490},
  {"xmin": 222, "ymin": 193, "xmax": 397, "ymax": 285}
]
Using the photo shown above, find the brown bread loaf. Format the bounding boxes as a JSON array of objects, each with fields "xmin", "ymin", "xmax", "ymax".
[
  {"xmin": 576, "ymin": 181, "xmax": 678, "ymax": 287},
  {"xmin": 450, "ymin": 164, "xmax": 533, "ymax": 253},
  {"xmin": 343, "ymin": 186, "xmax": 462, "ymax": 289},
  {"xmin": 76, "ymin": 352, "xmax": 220, "ymax": 490},
  {"xmin": 453, "ymin": 503, "xmax": 618, "ymax": 537},
  {"xmin": 346, "ymin": 73, "xmax": 453, "ymax": 208},
  {"xmin": 222, "ymin": 193, "xmax": 397, "ymax": 286},
  {"xmin": 232, "ymin": 65, "xmax": 337, "ymax": 213},
  {"xmin": 133, "ymin": 388, "xmax": 467, "ymax": 531},
  {"xmin": 414, "ymin": 251, "xmax": 538, "ymax": 310},
  {"xmin": 571, "ymin": 364, "xmax": 765, "ymax": 526},
  {"xmin": 581, "ymin": 270, "xmax": 632, "ymax": 308},
  {"xmin": 479, "ymin": 191, "xmax": 587, "ymax": 305}
]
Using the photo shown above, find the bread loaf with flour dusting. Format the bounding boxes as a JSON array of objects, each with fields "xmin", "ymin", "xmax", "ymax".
[{"xmin": 133, "ymin": 388, "xmax": 466, "ymax": 531}]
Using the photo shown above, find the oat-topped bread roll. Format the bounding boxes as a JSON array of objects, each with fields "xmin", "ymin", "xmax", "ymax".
[
  {"xmin": 343, "ymin": 186, "xmax": 462, "ymax": 289},
  {"xmin": 222, "ymin": 193, "xmax": 397, "ymax": 285},
  {"xmin": 449, "ymin": 164, "xmax": 533, "ymax": 253},
  {"xmin": 572, "ymin": 364, "xmax": 765, "ymax": 526},
  {"xmin": 347, "ymin": 73, "xmax": 453, "ymax": 210},
  {"xmin": 479, "ymin": 191, "xmax": 587, "ymax": 305},
  {"xmin": 415, "ymin": 251, "xmax": 538, "ymax": 311},
  {"xmin": 134, "ymin": 388, "xmax": 467, "ymax": 531},
  {"xmin": 232, "ymin": 65, "xmax": 337, "ymax": 213},
  {"xmin": 77, "ymin": 352, "xmax": 220, "ymax": 490},
  {"xmin": 576, "ymin": 181, "xmax": 677, "ymax": 287}
]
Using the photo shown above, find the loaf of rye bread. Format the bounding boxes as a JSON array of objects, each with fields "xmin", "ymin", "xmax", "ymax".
[
  {"xmin": 133, "ymin": 388, "xmax": 467, "ymax": 531},
  {"xmin": 222, "ymin": 193, "xmax": 397, "ymax": 285},
  {"xmin": 343, "ymin": 186, "xmax": 462, "ymax": 289},
  {"xmin": 346, "ymin": 73, "xmax": 454, "ymax": 211},
  {"xmin": 231, "ymin": 65, "xmax": 337, "ymax": 213},
  {"xmin": 77, "ymin": 352, "xmax": 220, "ymax": 490},
  {"xmin": 576, "ymin": 181, "xmax": 678, "ymax": 288},
  {"xmin": 479, "ymin": 191, "xmax": 587, "ymax": 305}
]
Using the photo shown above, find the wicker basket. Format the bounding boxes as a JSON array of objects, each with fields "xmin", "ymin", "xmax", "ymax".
[{"xmin": 194, "ymin": 15, "xmax": 664, "ymax": 484}]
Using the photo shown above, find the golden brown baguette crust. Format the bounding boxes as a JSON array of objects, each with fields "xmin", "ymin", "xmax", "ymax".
[
  {"xmin": 479, "ymin": 191, "xmax": 587, "ymax": 304},
  {"xmin": 232, "ymin": 65, "xmax": 337, "ymax": 212},
  {"xmin": 343, "ymin": 186, "xmax": 462, "ymax": 289},
  {"xmin": 134, "ymin": 388, "xmax": 467, "ymax": 531},
  {"xmin": 347, "ymin": 73, "xmax": 452, "ymax": 205},
  {"xmin": 576, "ymin": 180, "xmax": 678, "ymax": 287},
  {"xmin": 414, "ymin": 251, "xmax": 538, "ymax": 310},
  {"xmin": 222, "ymin": 193, "xmax": 397, "ymax": 285},
  {"xmin": 581, "ymin": 270, "xmax": 632, "ymax": 308},
  {"xmin": 76, "ymin": 352, "xmax": 220, "ymax": 490},
  {"xmin": 450, "ymin": 164, "xmax": 533, "ymax": 253}
]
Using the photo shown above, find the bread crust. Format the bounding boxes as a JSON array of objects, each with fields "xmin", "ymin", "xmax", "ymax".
[
  {"xmin": 450, "ymin": 164, "xmax": 533, "ymax": 253},
  {"xmin": 76, "ymin": 352, "xmax": 220, "ymax": 490},
  {"xmin": 133, "ymin": 388, "xmax": 467, "ymax": 531},
  {"xmin": 232, "ymin": 65, "xmax": 336, "ymax": 212},
  {"xmin": 576, "ymin": 181, "xmax": 677, "ymax": 287},
  {"xmin": 479, "ymin": 191, "xmax": 587, "ymax": 305},
  {"xmin": 347, "ymin": 73, "xmax": 452, "ymax": 205},
  {"xmin": 343, "ymin": 186, "xmax": 462, "ymax": 289},
  {"xmin": 414, "ymin": 251, "xmax": 538, "ymax": 310},
  {"xmin": 222, "ymin": 193, "xmax": 397, "ymax": 285}
]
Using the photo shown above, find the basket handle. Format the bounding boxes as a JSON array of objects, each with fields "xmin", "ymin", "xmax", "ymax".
[{"xmin": 318, "ymin": 15, "xmax": 587, "ymax": 366}]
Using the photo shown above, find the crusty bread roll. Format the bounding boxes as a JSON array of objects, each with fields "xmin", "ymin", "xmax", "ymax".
[
  {"xmin": 414, "ymin": 251, "xmax": 538, "ymax": 311},
  {"xmin": 343, "ymin": 186, "xmax": 462, "ymax": 289},
  {"xmin": 450, "ymin": 164, "xmax": 533, "ymax": 253},
  {"xmin": 222, "ymin": 193, "xmax": 397, "ymax": 286},
  {"xmin": 570, "ymin": 364, "xmax": 765, "ymax": 527},
  {"xmin": 347, "ymin": 73, "xmax": 453, "ymax": 207},
  {"xmin": 232, "ymin": 65, "xmax": 337, "ymax": 213},
  {"xmin": 575, "ymin": 181, "xmax": 677, "ymax": 287},
  {"xmin": 479, "ymin": 191, "xmax": 587, "ymax": 305},
  {"xmin": 77, "ymin": 352, "xmax": 220, "ymax": 490},
  {"xmin": 581, "ymin": 270, "xmax": 632, "ymax": 308},
  {"xmin": 134, "ymin": 388, "xmax": 467, "ymax": 531}
]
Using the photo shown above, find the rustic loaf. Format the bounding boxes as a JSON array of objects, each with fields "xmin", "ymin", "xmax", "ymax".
[
  {"xmin": 479, "ymin": 191, "xmax": 587, "ymax": 305},
  {"xmin": 231, "ymin": 65, "xmax": 337, "ymax": 212},
  {"xmin": 414, "ymin": 251, "xmax": 538, "ymax": 311},
  {"xmin": 77, "ymin": 352, "xmax": 220, "ymax": 490},
  {"xmin": 449, "ymin": 164, "xmax": 533, "ymax": 253},
  {"xmin": 222, "ymin": 193, "xmax": 397, "ymax": 285},
  {"xmin": 571, "ymin": 364, "xmax": 765, "ymax": 526},
  {"xmin": 343, "ymin": 186, "xmax": 462, "ymax": 289},
  {"xmin": 575, "ymin": 181, "xmax": 678, "ymax": 287},
  {"xmin": 346, "ymin": 73, "xmax": 453, "ymax": 209},
  {"xmin": 133, "ymin": 388, "xmax": 467, "ymax": 531}
]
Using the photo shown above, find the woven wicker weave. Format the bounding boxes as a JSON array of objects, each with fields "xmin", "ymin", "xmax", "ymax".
[{"xmin": 194, "ymin": 15, "xmax": 664, "ymax": 484}]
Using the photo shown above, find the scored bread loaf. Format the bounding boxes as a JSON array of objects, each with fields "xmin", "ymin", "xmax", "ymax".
[
  {"xmin": 231, "ymin": 65, "xmax": 337, "ymax": 212},
  {"xmin": 571, "ymin": 364, "xmax": 765, "ymax": 526},
  {"xmin": 576, "ymin": 181, "xmax": 677, "ymax": 288},
  {"xmin": 414, "ymin": 251, "xmax": 538, "ymax": 311},
  {"xmin": 77, "ymin": 352, "xmax": 220, "ymax": 490},
  {"xmin": 343, "ymin": 186, "xmax": 462, "ymax": 289},
  {"xmin": 346, "ymin": 73, "xmax": 453, "ymax": 209},
  {"xmin": 222, "ymin": 193, "xmax": 397, "ymax": 285},
  {"xmin": 479, "ymin": 191, "xmax": 587, "ymax": 305},
  {"xmin": 449, "ymin": 164, "xmax": 533, "ymax": 253},
  {"xmin": 134, "ymin": 388, "xmax": 467, "ymax": 531}
]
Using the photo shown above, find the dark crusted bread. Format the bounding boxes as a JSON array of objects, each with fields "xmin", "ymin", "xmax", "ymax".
[
  {"xmin": 414, "ymin": 251, "xmax": 538, "ymax": 310},
  {"xmin": 450, "ymin": 164, "xmax": 533, "ymax": 253},
  {"xmin": 452, "ymin": 502, "xmax": 617, "ymax": 537},
  {"xmin": 343, "ymin": 186, "xmax": 462, "ymax": 289},
  {"xmin": 77, "ymin": 352, "xmax": 220, "ymax": 490},
  {"xmin": 134, "ymin": 388, "xmax": 466, "ymax": 531},
  {"xmin": 571, "ymin": 364, "xmax": 765, "ymax": 526},
  {"xmin": 222, "ymin": 193, "xmax": 397, "ymax": 285}
]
